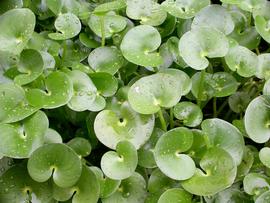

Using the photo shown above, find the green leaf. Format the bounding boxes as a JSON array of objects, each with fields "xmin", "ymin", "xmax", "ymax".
[
  {"xmin": 0, "ymin": 111, "xmax": 48, "ymax": 158},
  {"xmin": 128, "ymin": 69, "xmax": 190, "ymax": 114},
  {"xmin": 257, "ymin": 54, "xmax": 270, "ymax": 80},
  {"xmin": 94, "ymin": 101, "xmax": 154, "ymax": 149},
  {"xmin": 0, "ymin": 8, "xmax": 35, "ymax": 55},
  {"xmin": 244, "ymin": 96, "xmax": 270, "ymax": 143},
  {"xmin": 161, "ymin": 0, "xmax": 210, "ymax": 19},
  {"xmin": 154, "ymin": 127, "xmax": 195, "ymax": 180},
  {"xmin": 158, "ymin": 188, "xmax": 192, "ymax": 203},
  {"xmin": 101, "ymin": 141, "xmax": 138, "ymax": 180},
  {"xmin": 120, "ymin": 25, "xmax": 162, "ymax": 67},
  {"xmin": 67, "ymin": 70, "xmax": 100, "ymax": 112},
  {"xmin": 26, "ymin": 71, "xmax": 73, "ymax": 109},
  {"xmin": 88, "ymin": 46, "xmax": 125, "ymax": 75},
  {"xmin": 256, "ymin": 191, "xmax": 270, "ymax": 203},
  {"xmin": 229, "ymin": 92, "xmax": 251, "ymax": 113},
  {"xmin": 173, "ymin": 102, "xmax": 203, "ymax": 127},
  {"xmin": 182, "ymin": 147, "xmax": 237, "ymax": 196},
  {"xmin": 48, "ymin": 13, "xmax": 81, "ymax": 40},
  {"xmin": 138, "ymin": 128, "xmax": 164, "ymax": 168},
  {"xmin": 90, "ymin": 166, "xmax": 121, "ymax": 198},
  {"xmin": 259, "ymin": 147, "xmax": 270, "ymax": 168},
  {"xmin": 0, "ymin": 164, "xmax": 54, "ymax": 203},
  {"xmin": 192, "ymin": 5, "xmax": 234, "ymax": 35},
  {"xmin": 0, "ymin": 83, "xmax": 38, "ymax": 123},
  {"xmin": 202, "ymin": 118, "xmax": 245, "ymax": 165},
  {"xmin": 209, "ymin": 72, "xmax": 239, "ymax": 97},
  {"xmin": 225, "ymin": 45, "xmax": 258, "ymax": 77},
  {"xmin": 44, "ymin": 128, "xmax": 63, "ymax": 144},
  {"xmin": 102, "ymin": 172, "xmax": 147, "ymax": 203},
  {"xmin": 93, "ymin": 0, "xmax": 126, "ymax": 14},
  {"xmin": 243, "ymin": 173, "xmax": 270, "ymax": 196},
  {"xmin": 88, "ymin": 12, "xmax": 127, "ymax": 38},
  {"xmin": 179, "ymin": 26, "xmax": 229, "ymax": 70},
  {"xmin": 67, "ymin": 137, "xmax": 91, "ymax": 157},
  {"xmin": 14, "ymin": 49, "xmax": 44, "ymax": 85},
  {"xmin": 53, "ymin": 165, "xmax": 100, "ymax": 203},
  {"xmin": 27, "ymin": 143, "xmax": 82, "ymax": 188}
]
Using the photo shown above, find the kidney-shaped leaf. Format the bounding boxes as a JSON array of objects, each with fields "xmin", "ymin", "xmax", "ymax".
[
  {"xmin": 225, "ymin": 45, "xmax": 258, "ymax": 77},
  {"xmin": 256, "ymin": 191, "xmax": 270, "ymax": 203},
  {"xmin": 244, "ymin": 95, "xmax": 270, "ymax": 143},
  {"xmin": 192, "ymin": 5, "xmax": 234, "ymax": 35},
  {"xmin": 0, "ymin": 111, "xmax": 48, "ymax": 158},
  {"xmin": 14, "ymin": 49, "xmax": 44, "ymax": 85},
  {"xmin": 0, "ymin": 8, "xmax": 35, "ymax": 54},
  {"xmin": 27, "ymin": 143, "xmax": 82, "ymax": 188},
  {"xmin": 154, "ymin": 127, "xmax": 195, "ymax": 180},
  {"xmin": 102, "ymin": 172, "xmax": 147, "ymax": 203},
  {"xmin": 48, "ymin": 13, "xmax": 81, "ymax": 40},
  {"xmin": 202, "ymin": 118, "xmax": 245, "ymax": 165},
  {"xmin": 26, "ymin": 71, "xmax": 73, "ymax": 109},
  {"xmin": 158, "ymin": 188, "xmax": 192, "ymax": 203},
  {"xmin": 179, "ymin": 26, "xmax": 229, "ymax": 70},
  {"xmin": 173, "ymin": 102, "xmax": 203, "ymax": 127},
  {"xmin": 88, "ymin": 46, "xmax": 125, "ymax": 75},
  {"xmin": 259, "ymin": 147, "xmax": 270, "ymax": 168},
  {"xmin": 161, "ymin": 0, "xmax": 210, "ymax": 19},
  {"xmin": 53, "ymin": 165, "xmax": 100, "ymax": 203},
  {"xmin": 88, "ymin": 12, "xmax": 127, "ymax": 38},
  {"xmin": 0, "ymin": 83, "xmax": 38, "ymax": 123},
  {"xmin": 67, "ymin": 137, "xmax": 91, "ymax": 157},
  {"xmin": 128, "ymin": 69, "xmax": 190, "ymax": 114},
  {"xmin": 101, "ymin": 141, "xmax": 138, "ymax": 180},
  {"xmin": 120, "ymin": 25, "xmax": 162, "ymax": 67},
  {"xmin": 94, "ymin": 101, "xmax": 154, "ymax": 149},
  {"xmin": 243, "ymin": 173, "xmax": 270, "ymax": 196},
  {"xmin": 255, "ymin": 15, "xmax": 270, "ymax": 43},
  {"xmin": 0, "ymin": 164, "xmax": 54, "ymax": 203},
  {"xmin": 90, "ymin": 166, "xmax": 121, "ymax": 199},
  {"xmin": 182, "ymin": 147, "xmax": 237, "ymax": 196}
]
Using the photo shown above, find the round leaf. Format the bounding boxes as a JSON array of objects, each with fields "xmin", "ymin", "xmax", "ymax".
[
  {"xmin": 192, "ymin": 5, "xmax": 234, "ymax": 35},
  {"xmin": 182, "ymin": 147, "xmax": 237, "ymax": 196},
  {"xmin": 173, "ymin": 102, "xmax": 203, "ymax": 127},
  {"xmin": 102, "ymin": 172, "xmax": 147, "ymax": 203},
  {"xmin": 257, "ymin": 53, "xmax": 270, "ymax": 80},
  {"xmin": 0, "ymin": 83, "xmax": 38, "ymax": 123},
  {"xmin": 53, "ymin": 165, "xmax": 100, "ymax": 203},
  {"xmin": 48, "ymin": 13, "xmax": 81, "ymax": 40},
  {"xmin": 0, "ymin": 111, "xmax": 48, "ymax": 158},
  {"xmin": 14, "ymin": 49, "xmax": 44, "ymax": 85},
  {"xmin": 120, "ymin": 25, "xmax": 162, "ymax": 67},
  {"xmin": 67, "ymin": 137, "xmax": 91, "ymax": 157},
  {"xmin": 179, "ymin": 26, "xmax": 229, "ymax": 70},
  {"xmin": 0, "ymin": 8, "xmax": 35, "ymax": 54},
  {"xmin": 161, "ymin": 0, "xmax": 210, "ymax": 19},
  {"xmin": 256, "ymin": 191, "xmax": 270, "ymax": 203},
  {"xmin": 26, "ymin": 71, "xmax": 73, "ymax": 109},
  {"xmin": 128, "ymin": 69, "xmax": 190, "ymax": 114},
  {"xmin": 244, "ymin": 95, "xmax": 270, "ymax": 143},
  {"xmin": 94, "ymin": 101, "xmax": 154, "ymax": 149},
  {"xmin": 88, "ymin": 46, "xmax": 125, "ymax": 75},
  {"xmin": 154, "ymin": 127, "xmax": 195, "ymax": 180},
  {"xmin": 0, "ymin": 164, "xmax": 54, "ymax": 203},
  {"xmin": 225, "ymin": 45, "xmax": 258, "ymax": 77},
  {"xmin": 101, "ymin": 141, "xmax": 138, "ymax": 180},
  {"xmin": 202, "ymin": 118, "xmax": 245, "ymax": 165},
  {"xmin": 44, "ymin": 128, "xmax": 62, "ymax": 144},
  {"xmin": 243, "ymin": 173, "xmax": 270, "ymax": 195},
  {"xmin": 27, "ymin": 143, "xmax": 82, "ymax": 188},
  {"xmin": 259, "ymin": 147, "xmax": 270, "ymax": 168},
  {"xmin": 158, "ymin": 188, "xmax": 192, "ymax": 203}
]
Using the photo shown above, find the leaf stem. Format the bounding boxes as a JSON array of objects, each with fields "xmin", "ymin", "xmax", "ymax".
[
  {"xmin": 197, "ymin": 70, "xmax": 206, "ymax": 108},
  {"xmin": 100, "ymin": 15, "xmax": 106, "ymax": 46},
  {"xmin": 256, "ymin": 48, "xmax": 260, "ymax": 55},
  {"xmin": 158, "ymin": 109, "xmax": 167, "ymax": 131},
  {"xmin": 213, "ymin": 97, "xmax": 217, "ymax": 118},
  {"xmin": 216, "ymin": 98, "xmax": 228, "ymax": 117},
  {"xmin": 169, "ymin": 108, "xmax": 174, "ymax": 129}
]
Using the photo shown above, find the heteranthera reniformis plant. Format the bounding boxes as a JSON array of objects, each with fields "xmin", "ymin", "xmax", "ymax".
[{"xmin": 1, "ymin": 0, "xmax": 270, "ymax": 202}]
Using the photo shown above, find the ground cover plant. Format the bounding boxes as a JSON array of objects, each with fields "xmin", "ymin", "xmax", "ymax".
[{"xmin": 1, "ymin": 0, "xmax": 270, "ymax": 202}]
